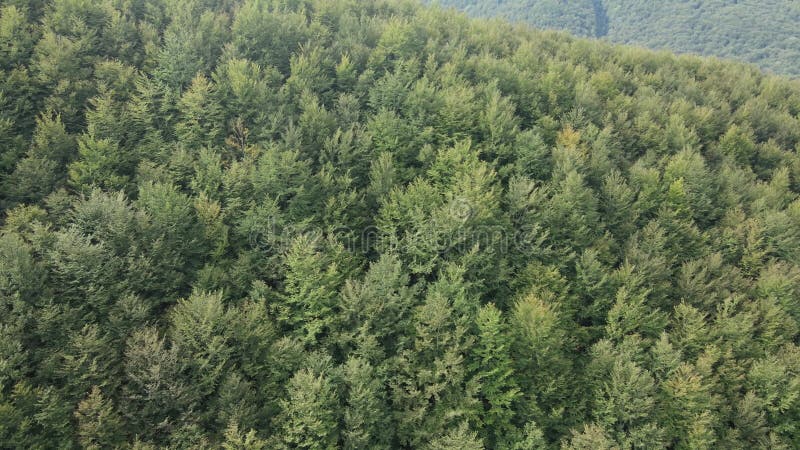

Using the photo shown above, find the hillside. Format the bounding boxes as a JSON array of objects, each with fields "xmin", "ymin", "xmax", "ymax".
[
  {"xmin": 2, "ymin": 0, "xmax": 800, "ymax": 448},
  {"xmin": 429, "ymin": 0, "xmax": 800, "ymax": 77},
  {"xmin": 429, "ymin": 0, "xmax": 599, "ymax": 37}
]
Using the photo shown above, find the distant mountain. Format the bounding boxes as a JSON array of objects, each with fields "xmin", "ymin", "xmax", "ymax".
[{"xmin": 427, "ymin": 0, "xmax": 800, "ymax": 76}]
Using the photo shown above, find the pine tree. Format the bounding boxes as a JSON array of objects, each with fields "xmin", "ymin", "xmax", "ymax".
[
  {"xmin": 279, "ymin": 368, "xmax": 339, "ymax": 450},
  {"xmin": 341, "ymin": 357, "xmax": 391, "ymax": 450},
  {"xmin": 213, "ymin": 58, "xmax": 280, "ymax": 142},
  {"xmin": 176, "ymin": 73, "xmax": 223, "ymax": 150},
  {"xmin": 68, "ymin": 134, "xmax": 131, "ymax": 193},
  {"xmin": 470, "ymin": 303, "xmax": 520, "ymax": 445},
  {"xmin": 136, "ymin": 181, "xmax": 205, "ymax": 299},
  {"xmin": 283, "ymin": 235, "xmax": 353, "ymax": 346},
  {"xmin": 390, "ymin": 265, "xmax": 479, "ymax": 447},
  {"xmin": 123, "ymin": 327, "xmax": 190, "ymax": 444},
  {"xmin": 605, "ymin": 286, "xmax": 668, "ymax": 344},
  {"xmin": 0, "ymin": 6, "xmax": 36, "ymax": 70},
  {"xmin": 593, "ymin": 357, "xmax": 665, "ymax": 448},
  {"xmin": 545, "ymin": 170, "xmax": 600, "ymax": 251},
  {"xmin": 169, "ymin": 291, "xmax": 231, "ymax": 416},
  {"xmin": 4, "ymin": 112, "xmax": 75, "ymax": 204},
  {"xmin": 339, "ymin": 253, "xmax": 415, "ymax": 356},
  {"xmin": 222, "ymin": 421, "xmax": 268, "ymax": 450},
  {"xmin": 511, "ymin": 292, "xmax": 575, "ymax": 436},
  {"xmin": 57, "ymin": 324, "xmax": 120, "ymax": 402},
  {"xmin": 601, "ymin": 169, "xmax": 638, "ymax": 240},
  {"xmin": 508, "ymin": 421, "xmax": 548, "ymax": 450},
  {"xmin": 74, "ymin": 386, "xmax": 124, "ymax": 450},
  {"xmin": 660, "ymin": 363, "xmax": 717, "ymax": 448},
  {"xmin": 426, "ymin": 422, "xmax": 485, "ymax": 450},
  {"xmin": 563, "ymin": 423, "xmax": 618, "ymax": 450},
  {"xmin": 0, "ymin": 324, "xmax": 26, "ymax": 394}
]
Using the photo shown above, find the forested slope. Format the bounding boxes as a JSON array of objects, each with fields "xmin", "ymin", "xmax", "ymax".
[
  {"xmin": 429, "ymin": 0, "xmax": 800, "ymax": 77},
  {"xmin": 429, "ymin": 0, "xmax": 598, "ymax": 37},
  {"xmin": 2, "ymin": 0, "xmax": 800, "ymax": 448}
]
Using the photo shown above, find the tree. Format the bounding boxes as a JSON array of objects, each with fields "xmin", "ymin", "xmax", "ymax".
[
  {"xmin": 222, "ymin": 421, "xmax": 268, "ymax": 450},
  {"xmin": 213, "ymin": 58, "xmax": 281, "ymax": 143},
  {"xmin": 283, "ymin": 235, "xmax": 353, "ymax": 346},
  {"xmin": 660, "ymin": 363, "xmax": 717, "ymax": 448},
  {"xmin": 136, "ymin": 181, "xmax": 205, "ymax": 299},
  {"xmin": 154, "ymin": 6, "xmax": 229, "ymax": 90},
  {"xmin": 250, "ymin": 144, "xmax": 314, "ymax": 215},
  {"xmin": 426, "ymin": 422, "xmax": 485, "ymax": 450},
  {"xmin": 169, "ymin": 291, "xmax": 232, "ymax": 423},
  {"xmin": 718, "ymin": 125, "xmax": 757, "ymax": 167},
  {"xmin": 470, "ymin": 303, "xmax": 520, "ymax": 445},
  {"xmin": 176, "ymin": 73, "xmax": 223, "ymax": 150},
  {"xmin": 605, "ymin": 286, "xmax": 668, "ymax": 344},
  {"xmin": 68, "ymin": 134, "xmax": 132, "ymax": 193},
  {"xmin": 74, "ymin": 386, "xmax": 125, "ymax": 449},
  {"xmin": 279, "ymin": 368, "xmax": 339, "ymax": 450},
  {"xmin": 592, "ymin": 354, "xmax": 665, "ymax": 448},
  {"xmin": 511, "ymin": 291, "xmax": 577, "ymax": 436},
  {"xmin": 600, "ymin": 170, "xmax": 638, "ymax": 240},
  {"xmin": 390, "ymin": 265, "xmax": 479, "ymax": 447},
  {"xmin": 663, "ymin": 147, "xmax": 718, "ymax": 227},
  {"xmin": 339, "ymin": 254, "xmax": 416, "ymax": 357},
  {"xmin": 341, "ymin": 357, "xmax": 391, "ymax": 450},
  {"xmin": 4, "ymin": 112, "xmax": 75, "ymax": 204},
  {"xmin": 123, "ymin": 327, "xmax": 190, "ymax": 443},
  {"xmin": 0, "ymin": 324, "xmax": 27, "ymax": 394},
  {"xmin": 230, "ymin": 0, "xmax": 321, "ymax": 75},
  {"xmin": 563, "ymin": 423, "xmax": 618, "ymax": 450},
  {"xmin": 378, "ymin": 140, "xmax": 506, "ymax": 290},
  {"xmin": 545, "ymin": 170, "xmax": 600, "ymax": 251},
  {"xmin": 3, "ymin": 155, "xmax": 61, "ymax": 204},
  {"xmin": 45, "ymin": 226, "xmax": 126, "ymax": 327},
  {"xmin": 55, "ymin": 324, "xmax": 121, "ymax": 404},
  {"xmin": 0, "ymin": 6, "xmax": 37, "ymax": 70}
]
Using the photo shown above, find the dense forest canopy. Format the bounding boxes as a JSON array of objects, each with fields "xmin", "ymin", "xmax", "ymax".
[
  {"xmin": 2, "ymin": 0, "xmax": 800, "ymax": 448},
  {"xmin": 428, "ymin": 0, "xmax": 800, "ymax": 77}
]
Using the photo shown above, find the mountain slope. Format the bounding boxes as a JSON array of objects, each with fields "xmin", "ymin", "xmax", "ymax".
[
  {"xmin": 2, "ymin": 0, "xmax": 800, "ymax": 448},
  {"xmin": 431, "ymin": 0, "xmax": 598, "ymax": 37},
  {"xmin": 429, "ymin": 0, "xmax": 800, "ymax": 76}
]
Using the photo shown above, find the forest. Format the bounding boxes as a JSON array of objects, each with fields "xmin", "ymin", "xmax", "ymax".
[
  {"xmin": 429, "ymin": 0, "xmax": 800, "ymax": 77},
  {"xmin": 2, "ymin": 0, "xmax": 800, "ymax": 448}
]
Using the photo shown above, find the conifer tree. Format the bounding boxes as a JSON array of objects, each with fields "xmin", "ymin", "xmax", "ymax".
[
  {"xmin": 74, "ymin": 386, "xmax": 124, "ymax": 450},
  {"xmin": 341, "ymin": 357, "xmax": 391, "ymax": 450},
  {"xmin": 470, "ymin": 303, "xmax": 520, "ymax": 445},
  {"xmin": 283, "ymin": 235, "xmax": 352, "ymax": 346},
  {"xmin": 176, "ymin": 73, "xmax": 223, "ymax": 151},
  {"xmin": 426, "ymin": 422, "xmax": 485, "ymax": 450},
  {"xmin": 511, "ymin": 292, "xmax": 575, "ymax": 436},
  {"xmin": 279, "ymin": 368, "xmax": 339, "ymax": 450},
  {"xmin": 222, "ymin": 421, "xmax": 268, "ymax": 450},
  {"xmin": 169, "ymin": 291, "xmax": 231, "ymax": 419}
]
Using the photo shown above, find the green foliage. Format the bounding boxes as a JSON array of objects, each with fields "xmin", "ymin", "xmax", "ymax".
[
  {"xmin": 430, "ymin": 0, "xmax": 800, "ymax": 77},
  {"xmin": 470, "ymin": 303, "xmax": 520, "ymax": 444},
  {"xmin": 74, "ymin": 386, "xmax": 125, "ymax": 449},
  {"xmin": 340, "ymin": 357, "xmax": 390, "ymax": 450},
  {"xmin": 1, "ymin": 0, "xmax": 800, "ymax": 447},
  {"xmin": 222, "ymin": 421, "xmax": 268, "ymax": 450},
  {"xmin": 283, "ymin": 235, "xmax": 353, "ymax": 346},
  {"xmin": 279, "ymin": 368, "xmax": 339, "ymax": 450},
  {"xmin": 426, "ymin": 421, "xmax": 485, "ymax": 450},
  {"xmin": 68, "ymin": 134, "xmax": 132, "ymax": 193}
]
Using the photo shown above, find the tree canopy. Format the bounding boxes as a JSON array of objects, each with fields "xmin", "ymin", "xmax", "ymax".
[{"xmin": 2, "ymin": 0, "xmax": 800, "ymax": 448}]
